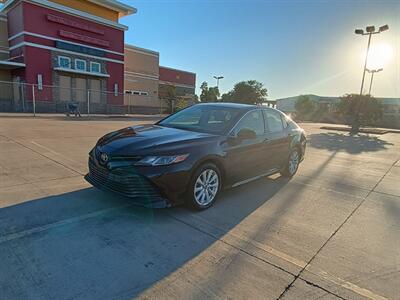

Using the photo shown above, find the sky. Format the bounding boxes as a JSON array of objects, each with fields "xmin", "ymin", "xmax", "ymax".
[
  {"xmin": 1, "ymin": 0, "xmax": 398, "ymax": 99},
  {"xmin": 118, "ymin": 0, "xmax": 399, "ymax": 99}
]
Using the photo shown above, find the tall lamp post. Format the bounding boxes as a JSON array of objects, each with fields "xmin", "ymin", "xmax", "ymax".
[
  {"xmin": 366, "ymin": 68, "xmax": 383, "ymax": 95},
  {"xmin": 355, "ymin": 25, "xmax": 389, "ymax": 95},
  {"xmin": 351, "ymin": 24, "xmax": 388, "ymax": 134},
  {"xmin": 213, "ymin": 76, "xmax": 224, "ymax": 89}
]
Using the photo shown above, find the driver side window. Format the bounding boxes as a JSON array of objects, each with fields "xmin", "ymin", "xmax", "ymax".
[{"xmin": 233, "ymin": 110, "xmax": 265, "ymax": 136}]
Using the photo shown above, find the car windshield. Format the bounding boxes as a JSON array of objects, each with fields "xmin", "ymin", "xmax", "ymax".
[{"xmin": 158, "ymin": 105, "xmax": 242, "ymax": 134}]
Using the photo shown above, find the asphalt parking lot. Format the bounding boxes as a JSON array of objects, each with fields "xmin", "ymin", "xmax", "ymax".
[{"xmin": 0, "ymin": 115, "xmax": 399, "ymax": 300}]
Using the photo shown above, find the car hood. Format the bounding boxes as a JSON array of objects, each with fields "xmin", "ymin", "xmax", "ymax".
[{"xmin": 97, "ymin": 124, "xmax": 216, "ymax": 155}]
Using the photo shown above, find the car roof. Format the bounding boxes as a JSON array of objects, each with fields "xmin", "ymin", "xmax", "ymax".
[{"xmin": 196, "ymin": 102, "xmax": 258, "ymax": 110}]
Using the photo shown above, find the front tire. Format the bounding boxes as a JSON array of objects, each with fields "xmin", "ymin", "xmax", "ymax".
[
  {"xmin": 281, "ymin": 148, "xmax": 300, "ymax": 178},
  {"xmin": 187, "ymin": 163, "xmax": 221, "ymax": 210}
]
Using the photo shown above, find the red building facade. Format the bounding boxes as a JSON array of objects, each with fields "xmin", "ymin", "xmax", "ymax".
[
  {"xmin": 159, "ymin": 66, "xmax": 196, "ymax": 99},
  {"xmin": 1, "ymin": 0, "xmax": 134, "ymax": 113}
]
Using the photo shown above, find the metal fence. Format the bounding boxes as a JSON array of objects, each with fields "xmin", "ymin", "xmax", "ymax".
[{"xmin": 0, "ymin": 80, "xmax": 194, "ymax": 116}]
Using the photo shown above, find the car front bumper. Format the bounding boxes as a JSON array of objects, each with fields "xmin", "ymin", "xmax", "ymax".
[{"xmin": 85, "ymin": 156, "xmax": 192, "ymax": 208}]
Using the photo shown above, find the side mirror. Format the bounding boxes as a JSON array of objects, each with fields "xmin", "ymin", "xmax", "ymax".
[{"xmin": 237, "ymin": 128, "xmax": 257, "ymax": 140}]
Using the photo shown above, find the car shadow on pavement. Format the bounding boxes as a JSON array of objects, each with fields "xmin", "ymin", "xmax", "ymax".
[
  {"xmin": 0, "ymin": 176, "xmax": 288, "ymax": 300},
  {"xmin": 308, "ymin": 132, "xmax": 394, "ymax": 154}
]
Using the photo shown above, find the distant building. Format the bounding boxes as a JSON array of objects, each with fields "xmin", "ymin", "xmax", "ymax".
[
  {"xmin": 158, "ymin": 66, "xmax": 196, "ymax": 100},
  {"xmin": 0, "ymin": 0, "xmax": 135, "ymax": 113},
  {"xmin": 276, "ymin": 95, "xmax": 340, "ymax": 113},
  {"xmin": 123, "ymin": 47, "xmax": 196, "ymax": 114},
  {"xmin": 124, "ymin": 45, "xmax": 160, "ymax": 114},
  {"xmin": 276, "ymin": 94, "xmax": 400, "ymax": 128},
  {"xmin": 0, "ymin": 0, "xmax": 196, "ymax": 114}
]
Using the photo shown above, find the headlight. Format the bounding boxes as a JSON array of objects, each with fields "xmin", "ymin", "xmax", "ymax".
[{"xmin": 136, "ymin": 154, "xmax": 189, "ymax": 166}]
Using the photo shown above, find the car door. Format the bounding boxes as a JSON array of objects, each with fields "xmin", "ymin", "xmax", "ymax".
[
  {"xmin": 224, "ymin": 109, "xmax": 267, "ymax": 185},
  {"xmin": 263, "ymin": 108, "xmax": 290, "ymax": 169}
]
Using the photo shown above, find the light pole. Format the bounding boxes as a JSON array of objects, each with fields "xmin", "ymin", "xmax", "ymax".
[
  {"xmin": 352, "ymin": 25, "xmax": 389, "ymax": 134},
  {"xmin": 355, "ymin": 25, "xmax": 389, "ymax": 95},
  {"xmin": 213, "ymin": 76, "xmax": 224, "ymax": 89},
  {"xmin": 366, "ymin": 68, "xmax": 383, "ymax": 95}
]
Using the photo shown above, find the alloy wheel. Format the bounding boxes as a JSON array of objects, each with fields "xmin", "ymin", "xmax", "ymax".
[{"xmin": 194, "ymin": 169, "xmax": 219, "ymax": 206}]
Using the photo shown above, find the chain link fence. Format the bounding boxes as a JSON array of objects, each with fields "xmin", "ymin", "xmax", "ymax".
[{"xmin": 0, "ymin": 80, "xmax": 195, "ymax": 116}]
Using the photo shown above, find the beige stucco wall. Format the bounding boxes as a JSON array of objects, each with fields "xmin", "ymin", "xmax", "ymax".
[
  {"xmin": 124, "ymin": 45, "xmax": 160, "ymax": 108},
  {"xmin": 124, "ymin": 45, "xmax": 159, "ymax": 77},
  {"xmin": 124, "ymin": 74, "xmax": 159, "ymax": 107},
  {"xmin": 0, "ymin": 16, "xmax": 9, "ymax": 60}
]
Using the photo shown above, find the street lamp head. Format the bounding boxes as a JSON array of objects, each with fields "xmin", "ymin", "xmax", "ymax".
[
  {"xmin": 366, "ymin": 26, "xmax": 375, "ymax": 33},
  {"xmin": 366, "ymin": 68, "xmax": 384, "ymax": 73},
  {"xmin": 379, "ymin": 24, "xmax": 389, "ymax": 32},
  {"xmin": 355, "ymin": 29, "xmax": 364, "ymax": 35}
]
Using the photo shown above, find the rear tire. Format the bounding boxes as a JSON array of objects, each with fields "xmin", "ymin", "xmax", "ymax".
[
  {"xmin": 281, "ymin": 148, "xmax": 300, "ymax": 178},
  {"xmin": 187, "ymin": 163, "xmax": 221, "ymax": 210}
]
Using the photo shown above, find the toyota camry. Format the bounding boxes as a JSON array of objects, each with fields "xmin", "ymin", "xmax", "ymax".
[{"xmin": 85, "ymin": 103, "xmax": 306, "ymax": 210}]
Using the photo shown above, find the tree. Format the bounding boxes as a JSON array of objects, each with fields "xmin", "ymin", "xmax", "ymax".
[
  {"xmin": 200, "ymin": 81, "xmax": 220, "ymax": 102},
  {"xmin": 162, "ymin": 85, "xmax": 177, "ymax": 113},
  {"xmin": 221, "ymin": 80, "xmax": 267, "ymax": 104},
  {"xmin": 338, "ymin": 94, "xmax": 382, "ymax": 134},
  {"xmin": 295, "ymin": 95, "xmax": 316, "ymax": 119}
]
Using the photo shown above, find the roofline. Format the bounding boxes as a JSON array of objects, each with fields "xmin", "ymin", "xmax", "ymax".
[
  {"xmin": 275, "ymin": 94, "xmax": 341, "ymax": 101},
  {"xmin": 87, "ymin": 0, "xmax": 137, "ymax": 17},
  {"xmin": 276, "ymin": 94, "xmax": 400, "ymax": 102},
  {"xmin": 196, "ymin": 102, "xmax": 257, "ymax": 108},
  {"xmin": 160, "ymin": 66, "xmax": 196, "ymax": 76},
  {"xmin": 124, "ymin": 44, "xmax": 159, "ymax": 56},
  {"xmin": 0, "ymin": 0, "xmax": 130, "ymax": 30}
]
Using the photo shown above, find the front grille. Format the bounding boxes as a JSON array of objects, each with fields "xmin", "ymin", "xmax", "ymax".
[{"xmin": 87, "ymin": 158, "xmax": 163, "ymax": 199}]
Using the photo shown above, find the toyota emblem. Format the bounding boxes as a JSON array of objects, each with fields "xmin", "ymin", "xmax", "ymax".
[{"xmin": 100, "ymin": 153, "xmax": 109, "ymax": 164}]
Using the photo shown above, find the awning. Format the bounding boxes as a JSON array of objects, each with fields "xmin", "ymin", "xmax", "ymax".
[
  {"xmin": 54, "ymin": 67, "xmax": 110, "ymax": 78},
  {"xmin": 0, "ymin": 61, "xmax": 26, "ymax": 70}
]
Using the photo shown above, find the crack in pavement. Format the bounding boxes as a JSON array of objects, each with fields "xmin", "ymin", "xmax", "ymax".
[
  {"xmin": 167, "ymin": 212, "xmax": 346, "ymax": 300},
  {"xmin": 276, "ymin": 156, "xmax": 400, "ymax": 300}
]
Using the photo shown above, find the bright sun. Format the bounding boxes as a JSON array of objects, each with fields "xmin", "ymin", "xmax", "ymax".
[{"xmin": 366, "ymin": 43, "xmax": 393, "ymax": 70}]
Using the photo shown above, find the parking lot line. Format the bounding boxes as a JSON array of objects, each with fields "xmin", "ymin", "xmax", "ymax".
[{"xmin": 0, "ymin": 134, "xmax": 83, "ymax": 176}]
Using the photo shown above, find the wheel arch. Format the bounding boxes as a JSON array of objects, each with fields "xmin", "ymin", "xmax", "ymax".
[{"xmin": 191, "ymin": 155, "xmax": 226, "ymax": 187}]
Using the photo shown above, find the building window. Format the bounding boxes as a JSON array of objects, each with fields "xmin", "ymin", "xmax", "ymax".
[
  {"xmin": 75, "ymin": 59, "xmax": 87, "ymax": 71},
  {"xmin": 125, "ymin": 90, "xmax": 149, "ymax": 96},
  {"xmin": 90, "ymin": 62, "xmax": 101, "ymax": 73},
  {"xmin": 58, "ymin": 56, "xmax": 71, "ymax": 68}
]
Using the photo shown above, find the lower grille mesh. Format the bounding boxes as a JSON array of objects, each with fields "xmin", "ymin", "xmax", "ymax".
[{"xmin": 87, "ymin": 159, "xmax": 163, "ymax": 199}]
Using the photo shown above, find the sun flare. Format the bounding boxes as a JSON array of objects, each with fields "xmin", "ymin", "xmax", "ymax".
[{"xmin": 365, "ymin": 43, "xmax": 393, "ymax": 70}]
